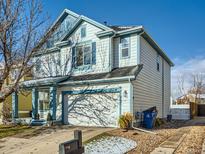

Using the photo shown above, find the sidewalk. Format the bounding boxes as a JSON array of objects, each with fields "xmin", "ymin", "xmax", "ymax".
[
  {"xmin": 151, "ymin": 128, "xmax": 190, "ymax": 154},
  {"xmin": 151, "ymin": 117, "xmax": 205, "ymax": 154}
]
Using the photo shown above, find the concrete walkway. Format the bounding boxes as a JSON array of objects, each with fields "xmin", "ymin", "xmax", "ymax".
[
  {"xmin": 151, "ymin": 117, "xmax": 205, "ymax": 154},
  {"xmin": 151, "ymin": 128, "xmax": 189, "ymax": 154},
  {"xmin": 0, "ymin": 126, "xmax": 114, "ymax": 154}
]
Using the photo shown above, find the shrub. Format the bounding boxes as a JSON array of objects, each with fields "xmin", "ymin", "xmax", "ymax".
[
  {"xmin": 155, "ymin": 118, "xmax": 165, "ymax": 127},
  {"xmin": 118, "ymin": 112, "xmax": 133, "ymax": 129},
  {"xmin": 47, "ymin": 112, "xmax": 52, "ymax": 121}
]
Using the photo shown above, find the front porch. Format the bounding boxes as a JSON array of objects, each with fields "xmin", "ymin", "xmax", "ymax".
[{"xmin": 11, "ymin": 77, "xmax": 68, "ymax": 125}]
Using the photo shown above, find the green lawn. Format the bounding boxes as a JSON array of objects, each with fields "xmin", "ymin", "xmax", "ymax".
[{"xmin": 0, "ymin": 124, "xmax": 33, "ymax": 139}]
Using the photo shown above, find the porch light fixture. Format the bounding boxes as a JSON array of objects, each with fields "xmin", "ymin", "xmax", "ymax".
[{"xmin": 123, "ymin": 90, "xmax": 128, "ymax": 97}]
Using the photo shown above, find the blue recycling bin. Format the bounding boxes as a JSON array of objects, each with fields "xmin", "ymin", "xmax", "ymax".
[{"xmin": 143, "ymin": 111, "xmax": 157, "ymax": 129}]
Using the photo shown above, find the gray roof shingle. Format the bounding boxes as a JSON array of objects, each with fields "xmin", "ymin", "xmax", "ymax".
[
  {"xmin": 67, "ymin": 64, "xmax": 143, "ymax": 82},
  {"xmin": 21, "ymin": 65, "xmax": 143, "ymax": 88}
]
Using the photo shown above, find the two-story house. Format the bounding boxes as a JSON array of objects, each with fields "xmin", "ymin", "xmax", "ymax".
[{"xmin": 13, "ymin": 9, "xmax": 174, "ymax": 127}]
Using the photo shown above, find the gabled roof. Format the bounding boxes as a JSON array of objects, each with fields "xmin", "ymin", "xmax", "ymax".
[
  {"xmin": 36, "ymin": 9, "xmax": 174, "ymax": 67},
  {"xmin": 36, "ymin": 9, "xmax": 80, "ymax": 50},
  {"xmin": 61, "ymin": 15, "xmax": 113, "ymax": 41},
  {"xmin": 36, "ymin": 9, "xmax": 113, "ymax": 50},
  {"xmin": 108, "ymin": 26, "xmax": 174, "ymax": 66}
]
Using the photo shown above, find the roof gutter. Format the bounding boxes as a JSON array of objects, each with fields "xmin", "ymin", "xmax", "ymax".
[
  {"xmin": 115, "ymin": 26, "xmax": 144, "ymax": 37},
  {"xmin": 96, "ymin": 30, "xmax": 115, "ymax": 38},
  {"xmin": 33, "ymin": 47, "xmax": 60, "ymax": 57},
  {"xmin": 59, "ymin": 76, "xmax": 135, "ymax": 86}
]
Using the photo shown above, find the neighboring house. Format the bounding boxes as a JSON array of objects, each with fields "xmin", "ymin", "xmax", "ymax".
[
  {"xmin": 13, "ymin": 9, "xmax": 173, "ymax": 127},
  {"xmin": 172, "ymin": 94, "xmax": 205, "ymax": 119},
  {"xmin": 176, "ymin": 94, "xmax": 205, "ymax": 104},
  {"xmin": 0, "ymin": 66, "xmax": 32, "ymax": 120}
]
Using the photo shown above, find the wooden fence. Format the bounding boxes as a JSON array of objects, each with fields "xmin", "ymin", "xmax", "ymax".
[{"xmin": 190, "ymin": 102, "xmax": 198, "ymax": 119}]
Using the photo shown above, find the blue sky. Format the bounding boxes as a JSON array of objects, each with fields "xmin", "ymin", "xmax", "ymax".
[{"xmin": 44, "ymin": 0, "xmax": 205, "ymax": 64}]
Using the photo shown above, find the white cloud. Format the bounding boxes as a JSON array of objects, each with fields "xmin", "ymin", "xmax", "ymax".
[{"xmin": 171, "ymin": 57, "xmax": 205, "ymax": 99}]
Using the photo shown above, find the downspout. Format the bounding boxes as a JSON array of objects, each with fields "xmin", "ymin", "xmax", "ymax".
[
  {"xmin": 162, "ymin": 59, "xmax": 165, "ymax": 118},
  {"xmin": 128, "ymin": 78, "xmax": 134, "ymax": 114}
]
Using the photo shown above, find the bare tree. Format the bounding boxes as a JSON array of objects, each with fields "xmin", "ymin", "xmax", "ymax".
[
  {"xmin": 175, "ymin": 74, "xmax": 189, "ymax": 104},
  {"xmin": 177, "ymin": 74, "xmax": 186, "ymax": 97},
  {"xmin": 0, "ymin": 0, "xmax": 53, "ymax": 102},
  {"xmin": 176, "ymin": 73, "xmax": 205, "ymax": 104},
  {"xmin": 189, "ymin": 73, "xmax": 205, "ymax": 103}
]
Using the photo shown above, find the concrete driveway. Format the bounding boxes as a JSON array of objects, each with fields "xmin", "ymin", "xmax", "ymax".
[{"xmin": 0, "ymin": 126, "xmax": 114, "ymax": 154}]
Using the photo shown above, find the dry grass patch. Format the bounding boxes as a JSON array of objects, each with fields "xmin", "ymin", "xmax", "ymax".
[{"xmin": 0, "ymin": 124, "xmax": 33, "ymax": 139}]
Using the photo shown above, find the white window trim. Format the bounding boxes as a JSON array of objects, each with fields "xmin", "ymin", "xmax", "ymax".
[
  {"xmin": 120, "ymin": 36, "xmax": 130, "ymax": 59},
  {"xmin": 80, "ymin": 25, "xmax": 87, "ymax": 38},
  {"xmin": 75, "ymin": 42, "xmax": 92, "ymax": 67}
]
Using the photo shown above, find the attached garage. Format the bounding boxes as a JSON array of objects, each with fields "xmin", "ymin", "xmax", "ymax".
[{"xmin": 62, "ymin": 88, "xmax": 121, "ymax": 127}]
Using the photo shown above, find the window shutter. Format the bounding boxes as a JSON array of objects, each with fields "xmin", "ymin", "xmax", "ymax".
[
  {"xmin": 72, "ymin": 46, "xmax": 76, "ymax": 67},
  {"xmin": 92, "ymin": 42, "xmax": 96, "ymax": 64}
]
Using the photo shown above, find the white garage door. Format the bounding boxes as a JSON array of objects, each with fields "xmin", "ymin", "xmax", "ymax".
[{"xmin": 63, "ymin": 93, "xmax": 119, "ymax": 127}]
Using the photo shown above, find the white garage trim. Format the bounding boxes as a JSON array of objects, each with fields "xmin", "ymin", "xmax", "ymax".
[{"xmin": 61, "ymin": 87, "xmax": 122, "ymax": 126}]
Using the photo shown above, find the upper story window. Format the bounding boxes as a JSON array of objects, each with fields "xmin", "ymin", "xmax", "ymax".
[
  {"xmin": 72, "ymin": 42, "xmax": 96, "ymax": 68},
  {"xmin": 84, "ymin": 45, "xmax": 92, "ymax": 65},
  {"xmin": 73, "ymin": 43, "xmax": 92, "ymax": 67},
  {"xmin": 81, "ymin": 25, "xmax": 86, "ymax": 38},
  {"xmin": 157, "ymin": 54, "xmax": 160, "ymax": 71},
  {"xmin": 76, "ymin": 46, "xmax": 84, "ymax": 66},
  {"xmin": 120, "ymin": 36, "xmax": 130, "ymax": 58}
]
